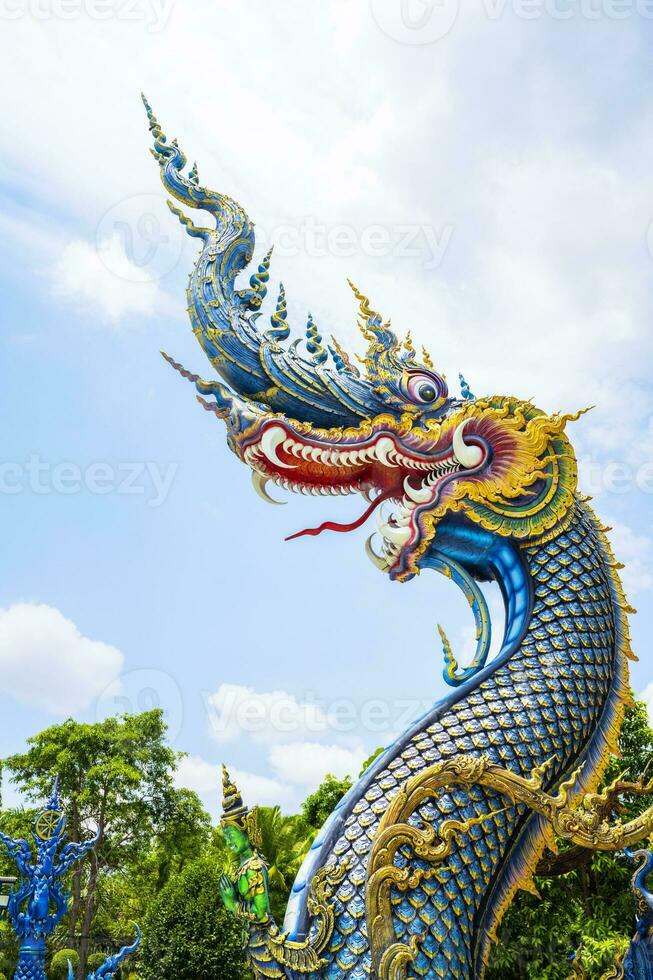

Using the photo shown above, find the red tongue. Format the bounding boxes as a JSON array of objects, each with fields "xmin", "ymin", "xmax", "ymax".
[{"xmin": 285, "ymin": 487, "xmax": 396, "ymax": 542}]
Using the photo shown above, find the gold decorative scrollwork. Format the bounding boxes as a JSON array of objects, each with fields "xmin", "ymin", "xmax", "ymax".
[
  {"xmin": 259, "ymin": 856, "xmax": 353, "ymax": 975},
  {"xmin": 566, "ymin": 948, "xmax": 626, "ymax": 980},
  {"xmin": 367, "ymin": 754, "xmax": 653, "ymax": 979}
]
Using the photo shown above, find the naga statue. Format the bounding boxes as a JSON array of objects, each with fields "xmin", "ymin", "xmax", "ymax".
[
  {"xmin": 143, "ymin": 96, "xmax": 653, "ymax": 979},
  {"xmin": 66, "ymin": 929, "xmax": 141, "ymax": 980}
]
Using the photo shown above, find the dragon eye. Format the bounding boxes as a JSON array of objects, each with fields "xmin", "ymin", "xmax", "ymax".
[{"xmin": 405, "ymin": 372, "xmax": 445, "ymax": 406}]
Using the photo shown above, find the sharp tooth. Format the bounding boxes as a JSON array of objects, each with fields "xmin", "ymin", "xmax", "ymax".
[
  {"xmin": 403, "ymin": 477, "xmax": 432, "ymax": 504},
  {"xmin": 365, "ymin": 535, "xmax": 390, "ymax": 571},
  {"xmin": 375, "ymin": 436, "xmax": 399, "ymax": 467},
  {"xmin": 251, "ymin": 471, "xmax": 286, "ymax": 505},
  {"xmin": 377, "ymin": 521, "xmax": 411, "ymax": 547},
  {"xmin": 300, "ymin": 445, "xmax": 313, "ymax": 460},
  {"xmin": 260, "ymin": 426, "xmax": 296, "ymax": 469},
  {"xmin": 453, "ymin": 419, "xmax": 484, "ymax": 469}
]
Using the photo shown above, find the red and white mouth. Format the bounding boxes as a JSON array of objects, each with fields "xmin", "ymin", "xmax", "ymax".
[{"xmin": 239, "ymin": 418, "xmax": 486, "ymax": 574}]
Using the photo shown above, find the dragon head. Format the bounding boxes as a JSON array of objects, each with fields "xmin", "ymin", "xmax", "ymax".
[{"xmin": 145, "ymin": 98, "xmax": 581, "ymax": 583}]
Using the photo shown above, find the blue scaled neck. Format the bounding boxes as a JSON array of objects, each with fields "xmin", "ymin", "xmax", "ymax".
[{"xmin": 284, "ymin": 520, "xmax": 532, "ymax": 940}]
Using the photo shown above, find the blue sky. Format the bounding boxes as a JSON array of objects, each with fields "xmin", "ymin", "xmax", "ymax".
[{"xmin": 1, "ymin": 0, "xmax": 653, "ymax": 816}]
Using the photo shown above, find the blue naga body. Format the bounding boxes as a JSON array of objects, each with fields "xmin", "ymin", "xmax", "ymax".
[
  {"xmin": 285, "ymin": 505, "xmax": 629, "ymax": 978},
  {"xmin": 143, "ymin": 99, "xmax": 635, "ymax": 978}
]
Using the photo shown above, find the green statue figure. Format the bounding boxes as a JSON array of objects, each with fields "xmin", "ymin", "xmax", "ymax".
[
  {"xmin": 218, "ymin": 766, "xmax": 271, "ymax": 928},
  {"xmin": 218, "ymin": 767, "xmax": 341, "ymax": 979}
]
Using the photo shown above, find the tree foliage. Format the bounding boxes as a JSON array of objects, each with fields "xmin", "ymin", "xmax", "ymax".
[
  {"xmin": 140, "ymin": 853, "xmax": 247, "ymax": 980},
  {"xmin": 50, "ymin": 949, "xmax": 78, "ymax": 979},
  {"xmin": 255, "ymin": 806, "xmax": 310, "ymax": 924},
  {"xmin": 301, "ymin": 774, "xmax": 352, "ymax": 830}
]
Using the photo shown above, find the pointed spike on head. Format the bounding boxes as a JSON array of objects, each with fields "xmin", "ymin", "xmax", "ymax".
[
  {"xmin": 329, "ymin": 335, "xmax": 360, "ymax": 376},
  {"xmin": 306, "ymin": 313, "xmax": 328, "ymax": 365},
  {"xmin": 347, "ymin": 278, "xmax": 382, "ymax": 329},
  {"xmin": 459, "ymin": 373, "xmax": 475, "ymax": 401},
  {"xmin": 141, "ymin": 93, "xmax": 164, "ymax": 142},
  {"xmin": 166, "ymin": 200, "xmax": 210, "ymax": 241},
  {"xmin": 328, "ymin": 343, "xmax": 346, "ymax": 374},
  {"xmin": 244, "ymin": 248, "xmax": 273, "ymax": 310},
  {"xmin": 48, "ymin": 775, "xmax": 62, "ymax": 811},
  {"xmin": 266, "ymin": 282, "xmax": 290, "ymax": 342},
  {"xmin": 422, "ymin": 346, "xmax": 434, "ymax": 369}
]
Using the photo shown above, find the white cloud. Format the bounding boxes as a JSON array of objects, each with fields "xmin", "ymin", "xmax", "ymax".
[
  {"xmin": 203, "ymin": 683, "xmax": 369, "ymax": 803},
  {"xmin": 0, "ymin": 603, "xmax": 123, "ymax": 714},
  {"xmin": 206, "ymin": 683, "xmax": 331, "ymax": 744},
  {"xmin": 51, "ymin": 235, "xmax": 163, "ymax": 321},
  {"xmin": 175, "ymin": 753, "xmax": 294, "ymax": 810},
  {"xmin": 268, "ymin": 741, "xmax": 366, "ymax": 789}
]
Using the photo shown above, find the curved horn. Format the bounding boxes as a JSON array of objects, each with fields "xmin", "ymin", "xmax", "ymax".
[{"xmin": 453, "ymin": 420, "xmax": 484, "ymax": 469}]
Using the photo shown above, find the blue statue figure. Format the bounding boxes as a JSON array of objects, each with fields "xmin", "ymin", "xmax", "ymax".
[{"xmin": 0, "ymin": 778, "xmax": 99, "ymax": 980}]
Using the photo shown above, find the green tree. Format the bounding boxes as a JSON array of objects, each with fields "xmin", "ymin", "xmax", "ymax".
[
  {"xmin": 301, "ymin": 774, "xmax": 352, "ymax": 831},
  {"xmin": 50, "ymin": 949, "xmax": 78, "ymax": 979},
  {"xmin": 87, "ymin": 951, "xmax": 109, "ymax": 971},
  {"xmin": 140, "ymin": 853, "xmax": 247, "ymax": 980},
  {"xmin": 3, "ymin": 711, "xmax": 188, "ymax": 979},
  {"xmin": 359, "ymin": 747, "xmax": 384, "ymax": 777},
  {"xmin": 255, "ymin": 806, "xmax": 311, "ymax": 923}
]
